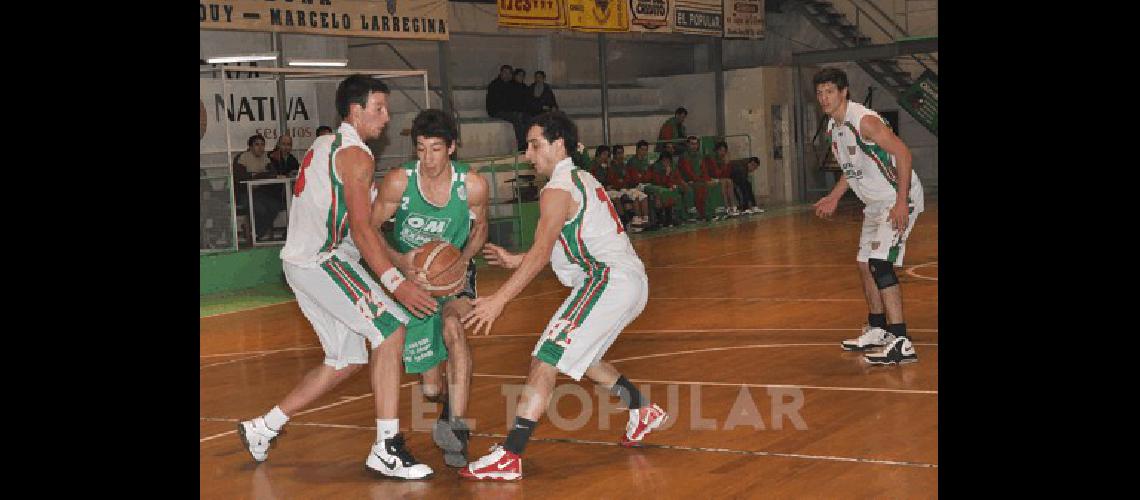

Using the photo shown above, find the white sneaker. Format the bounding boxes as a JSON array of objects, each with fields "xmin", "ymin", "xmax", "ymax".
[
  {"xmin": 865, "ymin": 336, "xmax": 918, "ymax": 365},
  {"xmin": 365, "ymin": 434, "xmax": 434, "ymax": 480},
  {"xmin": 237, "ymin": 417, "xmax": 279, "ymax": 463},
  {"xmin": 841, "ymin": 325, "xmax": 895, "ymax": 352}
]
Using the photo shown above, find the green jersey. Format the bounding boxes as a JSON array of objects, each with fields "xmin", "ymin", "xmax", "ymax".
[
  {"xmin": 388, "ymin": 159, "xmax": 474, "ymax": 374},
  {"xmin": 389, "ymin": 160, "xmax": 473, "ymax": 253}
]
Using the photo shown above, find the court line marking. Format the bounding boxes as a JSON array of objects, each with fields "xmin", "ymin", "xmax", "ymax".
[
  {"xmin": 199, "ymin": 353, "xmax": 274, "ymax": 369},
  {"xmin": 200, "ymin": 288, "xmax": 567, "ymax": 319},
  {"xmin": 198, "ymin": 382, "xmax": 418, "ymax": 443},
  {"xmin": 201, "ymin": 346, "xmax": 323, "ymax": 359},
  {"xmin": 906, "ymin": 261, "xmax": 938, "ymax": 281},
  {"xmin": 200, "ymin": 328, "xmax": 940, "ymax": 359},
  {"xmin": 514, "ymin": 297, "xmax": 937, "ymax": 302},
  {"xmin": 607, "ymin": 343, "xmax": 937, "ymax": 365},
  {"xmin": 197, "ymin": 418, "xmax": 935, "ymax": 469},
  {"xmin": 469, "ymin": 372, "xmax": 936, "ymax": 395}
]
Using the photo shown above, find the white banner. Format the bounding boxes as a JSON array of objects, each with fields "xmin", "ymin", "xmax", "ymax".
[
  {"xmin": 724, "ymin": 0, "xmax": 764, "ymax": 39},
  {"xmin": 673, "ymin": 0, "xmax": 722, "ymax": 35},
  {"xmin": 629, "ymin": 0, "xmax": 671, "ymax": 32},
  {"xmin": 199, "ymin": 78, "xmax": 323, "ymax": 156}
]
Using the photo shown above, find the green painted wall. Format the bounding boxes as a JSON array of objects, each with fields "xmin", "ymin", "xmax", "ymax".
[{"xmin": 200, "ymin": 246, "xmax": 285, "ymax": 295}]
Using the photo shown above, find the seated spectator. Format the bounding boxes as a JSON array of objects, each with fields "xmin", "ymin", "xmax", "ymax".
[
  {"xmin": 268, "ymin": 133, "xmax": 300, "ymax": 176},
  {"xmin": 486, "ymin": 64, "xmax": 526, "ymax": 152},
  {"xmin": 612, "ymin": 145, "xmax": 651, "ymax": 230},
  {"xmin": 708, "ymin": 141, "xmax": 741, "ymax": 217},
  {"xmin": 315, "ymin": 125, "xmax": 334, "ymax": 137},
  {"xmin": 233, "ymin": 134, "xmax": 286, "ymax": 242},
  {"xmin": 657, "ymin": 107, "xmax": 688, "ymax": 154},
  {"xmin": 527, "ymin": 70, "xmax": 559, "ymax": 117},
  {"xmin": 645, "ymin": 151, "xmax": 691, "ymax": 227},
  {"xmin": 589, "ymin": 145, "xmax": 613, "ymax": 183},
  {"xmin": 677, "ymin": 135, "xmax": 721, "ymax": 221},
  {"xmin": 733, "ymin": 156, "xmax": 765, "ymax": 214}
]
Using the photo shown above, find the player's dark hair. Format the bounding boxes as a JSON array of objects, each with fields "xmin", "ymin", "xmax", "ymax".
[
  {"xmin": 530, "ymin": 111, "xmax": 578, "ymax": 154},
  {"xmin": 247, "ymin": 134, "xmax": 265, "ymax": 147},
  {"xmin": 315, "ymin": 125, "xmax": 333, "ymax": 136},
  {"xmin": 500, "ymin": 64, "xmax": 512, "ymax": 72},
  {"xmin": 535, "ymin": 70, "xmax": 546, "ymax": 78},
  {"xmin": 675, "ymin": 107, "xmax": 688, "ymax": 116},
  {"xmin": 636, "ymin": 140, "xmax": 649, "ymax": 149},
  {"xmin": 595, "ymin": 145, "xmax": 611, "ymax": 156},
  {"xmin": 335, "ymin": 75, "xmax": 390, "ymax": 118},
  {"xmin": 514, "ymin": 68, "xmax": 526, "ymax": 77},
  {"xmin": 659, "ymin": 151, "xmax": 672, "ymax": 161},
  {"xmin": 411, "ymin": 109, "xmax": 458, "ymax": 147},
  {"xmin": 812, "ymin": 67, "xmax": 849, "ymax": 93},
  {"xmin": 748, "ymin": 156, "xmax": 760, "ymax": 164}
]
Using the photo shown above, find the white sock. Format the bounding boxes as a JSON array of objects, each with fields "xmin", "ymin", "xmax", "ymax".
[
  {"xmin": 264, "ymin": 406, "xmax": 289, "ymax": 431},
  {"xmin": 377, "ymin": 419, "xmax": 399, "ymax": 442}
]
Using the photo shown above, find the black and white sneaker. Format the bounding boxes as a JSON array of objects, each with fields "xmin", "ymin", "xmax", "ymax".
[
  {"xmin": 364, "ymin": 433, "xmax": 434, "ymax": 480},
  {"xmin": 432, "ymin": 418, "xmax": 470, "ymax": 468},
  {"xmin": 864, "ymin": 337, "xmax": 918, "ymax": 365},
  {"xmin": 841, "ymin": 325, "xmax": 895, "ymax": 351}
]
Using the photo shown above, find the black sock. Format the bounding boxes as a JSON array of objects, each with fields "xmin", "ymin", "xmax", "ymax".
[
  {"xmin": 886, "ymin": 323, "xmax": 907, "ymax": 339},
  {"xmin": 503, "ymin": 417, "xmax": 536, "ymax": 456},
  {"xmin": 439, "ymin": 399, "xmax": 451, "ymax": 422},
  {"xmin": 868, "ymin": 313, "xmax": 887, "ymax": 329},
  {"xmin": 612, "ymin": 375, "xmax": 646, "ymax": 409},
  {"xmin": 450, "ymin": 416, "xmax": 470, "ymax": 449}
]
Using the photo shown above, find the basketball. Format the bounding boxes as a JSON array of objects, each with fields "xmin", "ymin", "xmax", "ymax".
[{"xmin": 412, "ymin": 240, "xmax": 466, "ymax": 297}]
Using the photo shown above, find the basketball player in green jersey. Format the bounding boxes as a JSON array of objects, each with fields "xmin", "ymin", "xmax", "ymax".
[{"xmin": 370, "ymin": 109, "xmax": 490, "ymax": 467}]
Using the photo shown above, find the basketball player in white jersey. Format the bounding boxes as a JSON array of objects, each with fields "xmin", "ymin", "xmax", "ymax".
[
  {"xmin": 237, "ymin": 75, "xmax": 440, "ymax": 480},
  {"xmin": 811, "ymin": 67, "xmax": 925, "ymax": 365},
  {"xmin": 458, "ymin": 111, "xmax": 669, "ymax": 481}
]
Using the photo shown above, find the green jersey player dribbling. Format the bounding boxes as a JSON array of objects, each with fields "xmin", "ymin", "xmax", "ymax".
[{"xmin": 370, "ymin": 109, "xmax": 489, "ymax": 467}]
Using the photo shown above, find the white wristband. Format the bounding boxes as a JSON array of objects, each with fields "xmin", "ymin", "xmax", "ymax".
[{"xmin": 380, "ymin": 267, "xmax": 406, "ymax": 292}]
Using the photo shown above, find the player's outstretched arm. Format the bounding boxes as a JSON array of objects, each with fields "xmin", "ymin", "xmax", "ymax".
[
  {"xmin": 462, "ymin": 188, "xmax": 574, "ymax": 335},
  {"xmin": 458, "ymin": 172, "xmax": 491, "ymax": 266},
  {"xmin": 860, "ymin": 115, "xmax": 913, "ymax": 230},
  {"xmin": 813, "ymin": 176, "xmax": 847, "ymax": 219},
  {"xmin": 338, "ymin": 147, "xmax": 437, "ymax": 318}
]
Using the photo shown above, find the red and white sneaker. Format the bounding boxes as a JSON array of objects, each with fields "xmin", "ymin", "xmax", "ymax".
[
  {"xmin": 458, "ymin": 445, "xmax": 522, "ymax": 481},
  {"xmin": 620, "ymin": 403, "xmax": 668, "ymax": 447}
]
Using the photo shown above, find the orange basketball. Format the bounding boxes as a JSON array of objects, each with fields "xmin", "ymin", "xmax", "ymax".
[{"xmin": 412, "ymin": 240, "xmax": 466, "ymax": 297}]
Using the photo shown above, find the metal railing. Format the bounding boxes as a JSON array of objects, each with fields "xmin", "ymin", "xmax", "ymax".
[
  {"xmin": 839, "ymin": 0, "xmax": 937, "ymax": 75},
  {"xmin": 348, "ymin": 41, "xmax": 462, "ymax": 142}
]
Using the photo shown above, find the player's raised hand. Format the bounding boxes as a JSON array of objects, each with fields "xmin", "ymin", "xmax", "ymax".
[
  {"xmin": 482, "ymin": 243, "xmax": 523, "ymax": 269},
  {"xmin": 813, "ymin": 195, "xmax": 838, "ymax": 219},
  {"xmin": 392, "ymin": 279, "xmax": 438, "ymax": 318},
  {"xmin": 462, "ymin": 296, "xmax": 505, "ymax": 336}
]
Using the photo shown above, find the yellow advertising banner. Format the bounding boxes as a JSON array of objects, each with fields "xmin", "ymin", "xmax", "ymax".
[
  {"xmin": 628, "ymin": 0, "xmax": 672, "ymax": 33},
  {"xmin": 724, "ymin": 0, "xmax": 764, "ymax": 39},
  {"xmin": 567, "ymin": 0, "xmax": 629, "ymax": 32},
  {"xmin": 198, "ymin": 0, "xmax": 450, "ymax": 40},
  {"xmin": 497, "ymin": 0, "xmax": 568, "ymax": 28}
]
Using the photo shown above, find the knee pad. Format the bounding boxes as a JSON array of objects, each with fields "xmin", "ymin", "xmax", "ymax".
[{"xmin": 868, "ymin": 258, "xmax": 899, "ymax": 289}]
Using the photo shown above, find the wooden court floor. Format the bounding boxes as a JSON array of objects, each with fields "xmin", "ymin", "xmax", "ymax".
[{"xmin": 200, "ymin": 200, "xmax": 938, "ymax": 499}]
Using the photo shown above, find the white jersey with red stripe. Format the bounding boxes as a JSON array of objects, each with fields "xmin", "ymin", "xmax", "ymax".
[
  {"xmin": 828, "ymin": 102, "xmax": 924, "ymax": 212},
  {"xmin": 280, "ymin": 122, "xmax": 377, "ymax": 268},
  {"xmin": 542, "ymin": 157, "xmax": 645, "ymax": 289}
]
